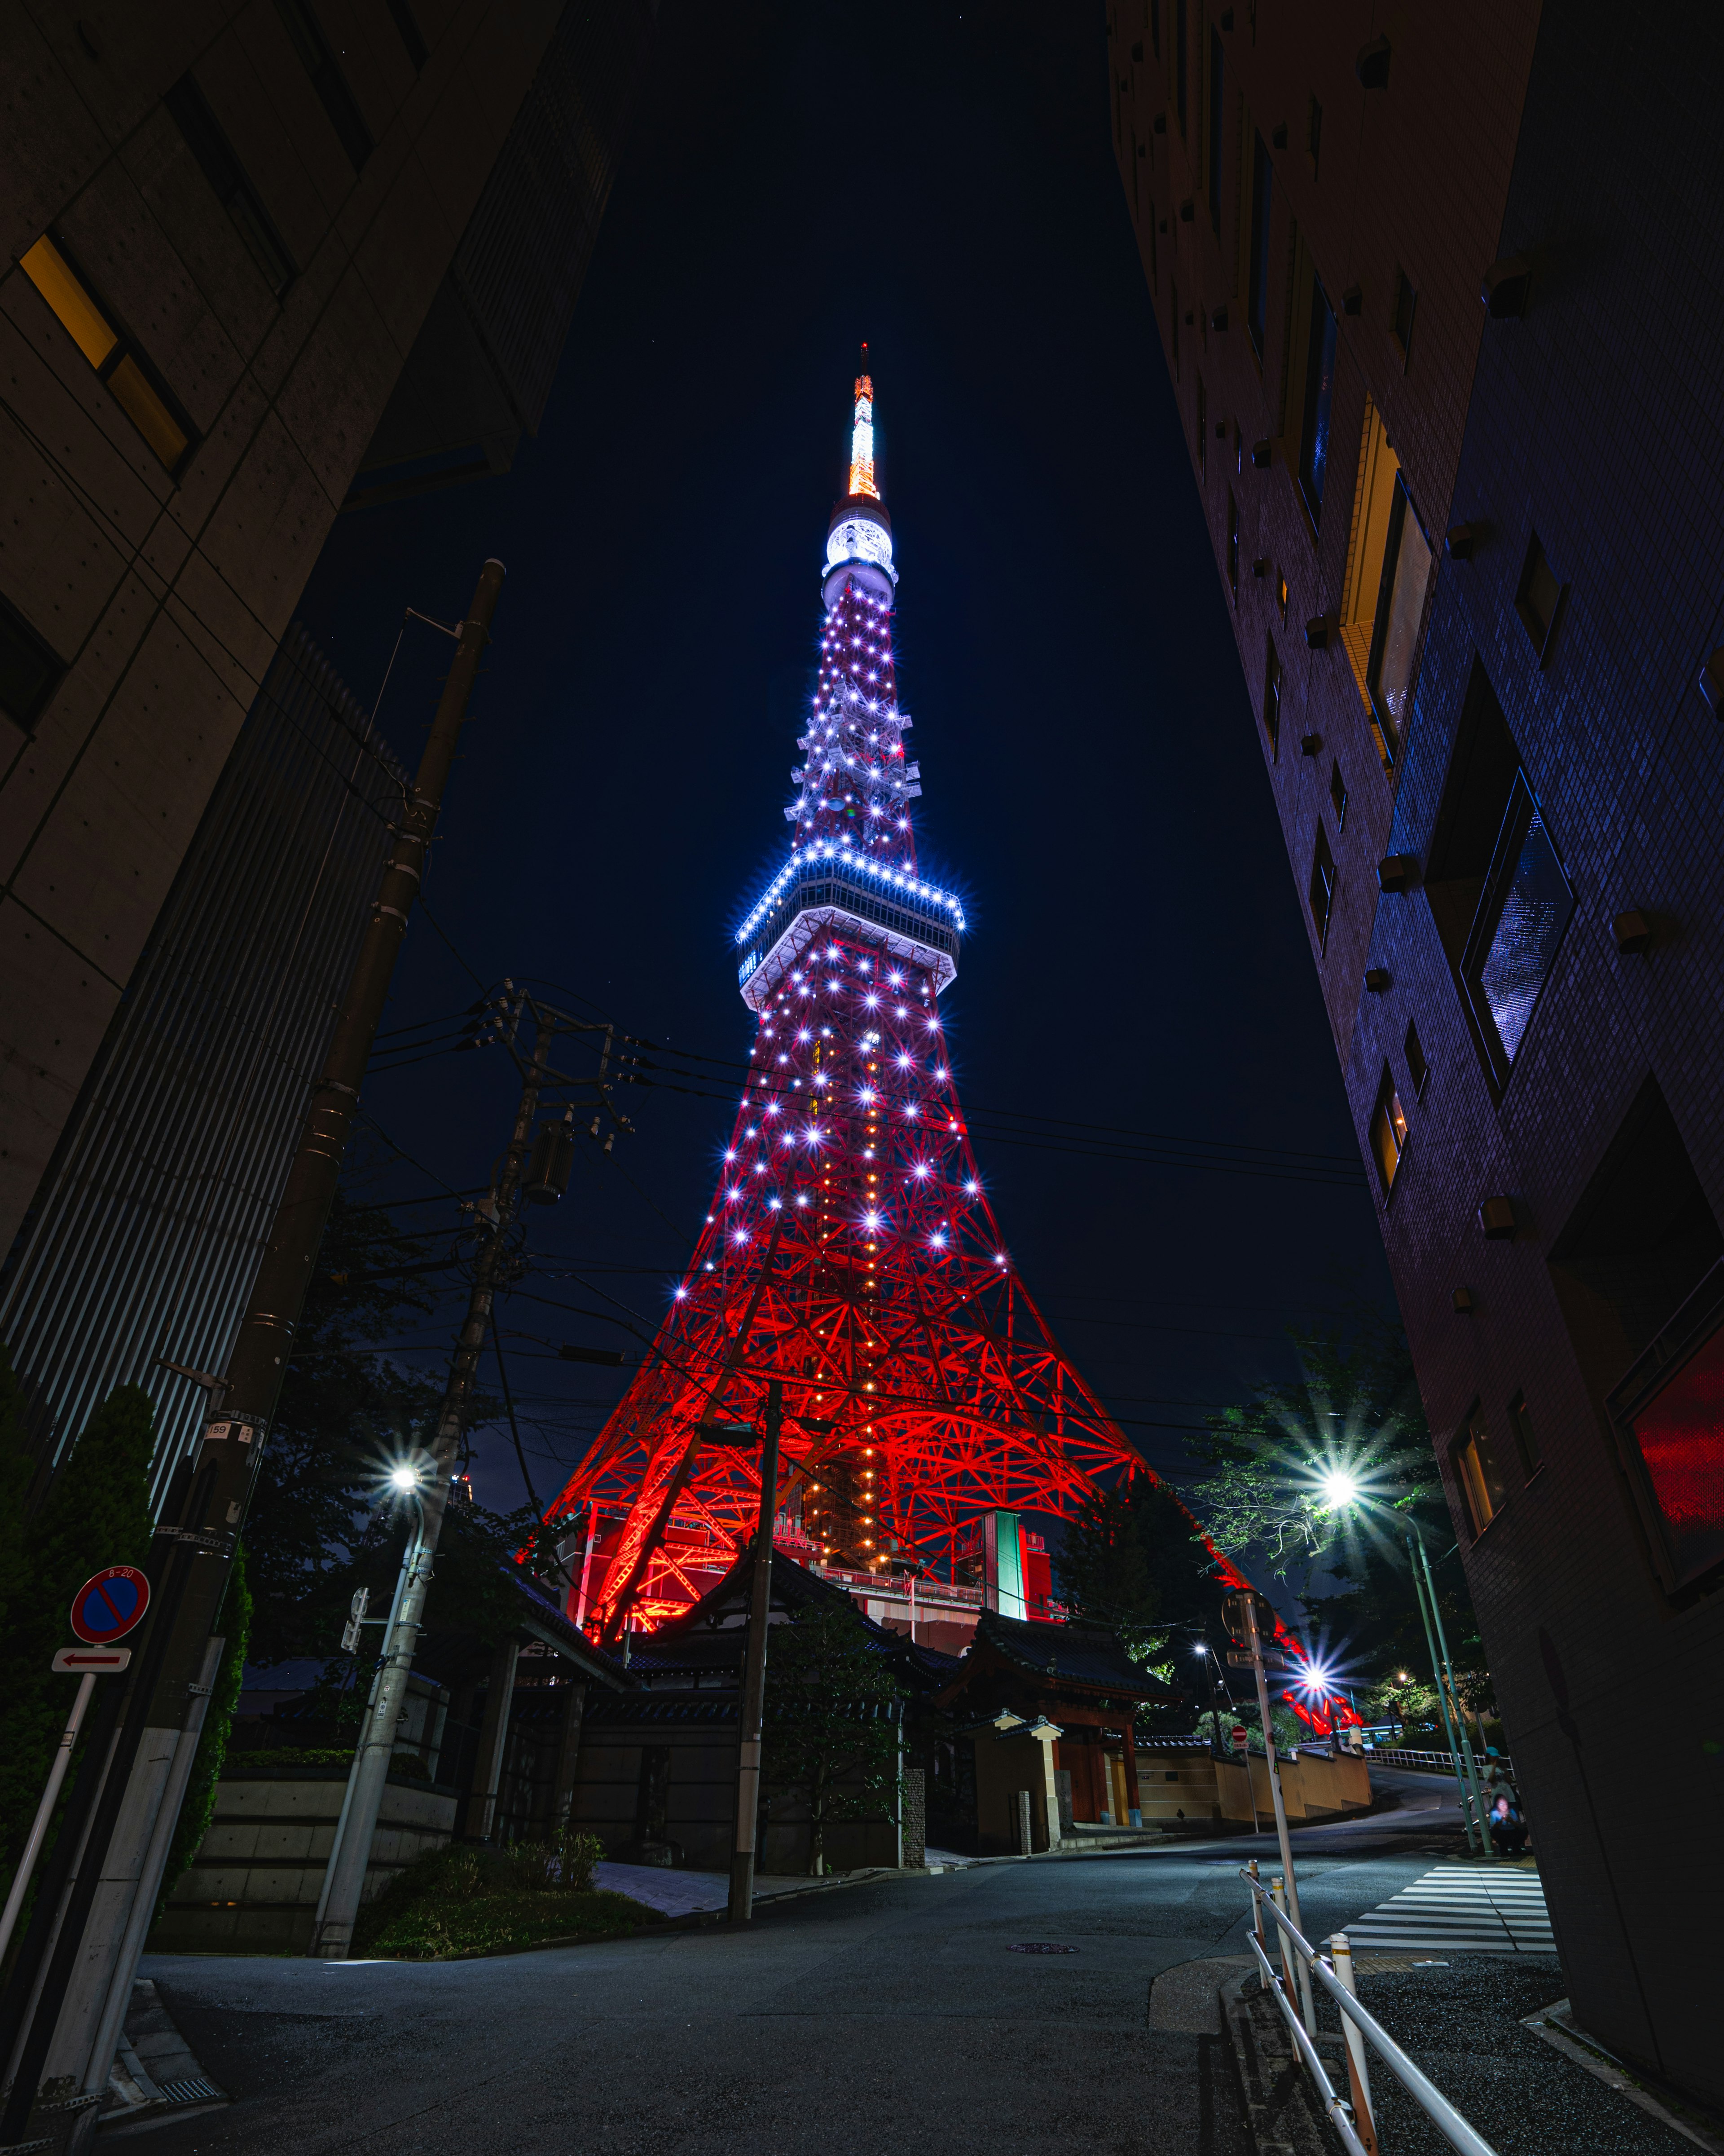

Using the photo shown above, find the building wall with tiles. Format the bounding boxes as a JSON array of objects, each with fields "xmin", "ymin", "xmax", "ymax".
[
  {"xmin": 1108, "ymin": 0, "xmax": 1724, "ymax": 2106},
  {"xmin": 0, "ymin": 0, "xmax": 562, "ymax": 1251}
]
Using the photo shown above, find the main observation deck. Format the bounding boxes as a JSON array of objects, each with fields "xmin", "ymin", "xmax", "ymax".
[{"xmin": 736, "ymin": 847, "xmax": 963, "ymax": 1012}]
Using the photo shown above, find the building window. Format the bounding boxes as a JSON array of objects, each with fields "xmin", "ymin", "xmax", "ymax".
[
  {"xmin": 1337, "ymin": 403, "xmax": 1432, "ymax": 767},
  {"xmin": 1329, "ymin": 759, "xmax": 1347, "ymax": 830},
  {"xmin": 1459, "ymin": 771, "xmax": 1575, "ymax": 1082},
  {"xmin": 1606, "ymin": 1258, "xmax": 1724, "ymax": 1594},
  {"xmin": 1403, "ymin": 1017, "xmax": 1428, "ymax": 1097},
  {"xmin": 1454, "ymin": 1414, "xmax": 1506, "ymax": 1538},
  {"xmin": 1276, "ymin": 566, "xmax": 1288, "ymax": 618},
  {"xmin": 164, "ymin": 74, "xmax": 296, "ymax": 298},
  {"xmin": 1368, "ymin": 1065, "xmax": 1408, "ymax": 1192},
  {"xmin": 1262, "ymin": 635, "xmax": 1281, "ymax": 755},
  {"xmin": 1306, "ymin": 93, "xmax": 1323, "ymax": 177},
  {"xmin": 1227, "ymin": 488, "xmax": 1240, "ymax": 596},
  {"xmin": 1508, "ymin": 1391, "xmax": 1541, "ymax": 1479},
  {"xmin": 1296, "ymin": 271, "xmax": 1337, "ymax": 527},
  {"xmin": 386, "ymin": 0, "xmax": 428, "ymax": 68},
  {"xmin": 1150, "ymin": 0, "xmax": 1161, "ymax": 57},
  {"xmin": 1391, "ymin": 266, "xmax": 1417, "ymax": 365},
  {"xmin": 1175, "ymin": 0, "xmax": 1188, "ymax": 135},
  {"xmin": 1246, "ymin": 130, "xmax": 1272, "ymax": 357},
  {"xmin": 1515, "ymin": 531, "xmax": 1566, "ymax": 663},
  {"xmin": 17, "ymin": 234, "xmax": 197, "ymax": 476},
  {"xmin": 1196, "ymin": 375, "xmax": 1206, "ymax": 474},
  {"xmin": 0, "ymin": 589, "xmax": 66, "ymax": 735},
  {"xmin": 277, "ymin": 0, "xmax": 374, "ymax": 170},
  {"xmin": 1308, "ymin": 823, "xmax": 1337, "ymax": 946},
  {"xmin": 1426, "ymin": 666, "xmax": 1574, "ymax": 1089},
  {"xmin": 1207, "ymin": 27, "xmax": 1224, "ymax": 228},
  {"xmin": 1366, "ymin": 476, "xmax": 1434, "ymax": 764}
]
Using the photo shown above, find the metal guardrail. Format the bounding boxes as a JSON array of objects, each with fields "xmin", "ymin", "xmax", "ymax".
[
  {"xmin": 1369, "ymin": 1748, "xmax": 1513, "ymax": 1777},
  {"xmin": 1241, "ymin": 1865, "xmax": 1501, "ymax": 2156}
]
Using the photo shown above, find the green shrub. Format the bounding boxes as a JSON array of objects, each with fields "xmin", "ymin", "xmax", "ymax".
[{"xmin": 352, "ymin": 1828, "xmax": 633, "ymax": 1959}]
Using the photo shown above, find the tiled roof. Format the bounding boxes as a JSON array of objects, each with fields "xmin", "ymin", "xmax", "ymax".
[{"xmin": 966, "ymin": 1609, "xmax": 1172, "ymax": 1697}]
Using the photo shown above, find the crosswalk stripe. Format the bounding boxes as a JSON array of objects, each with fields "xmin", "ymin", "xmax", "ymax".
[{"xmin": 1341, "ymin": 1864, "xmax": 1553, "ymax": 1954}]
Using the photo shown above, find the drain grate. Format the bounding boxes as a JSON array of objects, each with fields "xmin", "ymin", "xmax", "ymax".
[
  {"xmin": 157, "ymin": 2077, "xmax": 224, "ymax": 2105},
  {"xmin": 1007, "ymin": 1943, "xmax": 1077, "ymax": 1954}
]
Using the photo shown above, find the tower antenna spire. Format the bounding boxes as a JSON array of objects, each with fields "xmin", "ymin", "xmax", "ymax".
[{"xmin": 848, "ymin": 346, "xmax": 878, "ymax": 500}]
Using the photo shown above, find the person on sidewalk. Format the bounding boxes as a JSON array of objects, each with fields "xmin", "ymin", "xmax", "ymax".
[{"xmin": 1488, "ymin": 1792, "xmax": 1529, "ymax": 1856}]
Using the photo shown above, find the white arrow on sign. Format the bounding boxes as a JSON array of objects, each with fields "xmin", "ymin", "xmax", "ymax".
[{"xmin": 52, "ymin": 1646, "xmax": 132, "ymax": 1672}]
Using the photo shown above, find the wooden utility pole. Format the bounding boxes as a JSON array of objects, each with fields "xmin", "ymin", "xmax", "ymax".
[{"xmin": 0, "ymin": 563, "xmax": 505, "ymax": 2144}]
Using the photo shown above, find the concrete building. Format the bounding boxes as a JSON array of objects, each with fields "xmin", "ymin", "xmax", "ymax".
[
  {"xmin": 0, "ymin": 0, "xmax": 651, "ymax": 1260},
  {"xmin": 1106, "ymin": 0, "xmax": 1724, "ymax": 2109},
  {"xmin": 0, "ymin": 622, "xmax": 400, "ymax": 1499}
]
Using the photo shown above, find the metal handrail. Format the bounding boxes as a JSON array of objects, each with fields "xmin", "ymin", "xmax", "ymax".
[
  {"xmin": 1244, "ymin": 1926, "xmax": 1369, "ymax": 2156},
  {"xmin": 1369, "ymin": 1747, "xmax": 1514, "ymax": 1777},
  {"xmin": 1241, "ymin": 1867, "xmax": 1501, "ymax": 2156}
]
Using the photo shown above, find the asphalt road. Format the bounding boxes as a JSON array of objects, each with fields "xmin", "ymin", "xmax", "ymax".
[{"xmin": 138, "ymin": 1770, "xmax": 1473, "ymax": 2156}]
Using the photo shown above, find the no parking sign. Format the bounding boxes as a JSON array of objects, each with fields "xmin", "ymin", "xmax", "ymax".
[{"xmin": 69, "ymin": 1565, "xmax": 150, "ymax": 1645}]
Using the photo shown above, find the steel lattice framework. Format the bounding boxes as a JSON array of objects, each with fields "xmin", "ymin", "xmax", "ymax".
[{"xmin": 547, "ymin": 370, "xmax": 1258, "ymax": 1644}]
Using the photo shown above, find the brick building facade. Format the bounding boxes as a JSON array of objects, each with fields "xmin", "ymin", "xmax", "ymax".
[
  {"xmin": 1107, "ymin": 0, "xmax": 1724, "ymax": 2109},
  {"xmin": 0, "ymin": 0, "xmax": 650, "ymax": 1258}
]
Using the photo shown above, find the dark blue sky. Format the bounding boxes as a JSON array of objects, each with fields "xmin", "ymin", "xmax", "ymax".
[{"xmin": 297, "ymin": 0, "xmax": 1393, "ymax": 1532}]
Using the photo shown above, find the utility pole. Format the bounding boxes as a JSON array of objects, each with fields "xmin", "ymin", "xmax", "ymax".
[
  {"xmin": 1408, "ymin": 1534, "xmax": 1493, "ymax": 1856},
  {"xmin": 1225, "ymin": 1588, "xmax": 1315, "ymax": 2032},
  {"xmin": 308, "ymin": 994, "xmax": 613, "ymax": 1957},
  {"xmin": 728, "ymin": 1380, "xmax": 783, "ymax": 1924},
  {"xmin": 0, "ymin": 562, "xmax": 506, "ymax": 2149}
]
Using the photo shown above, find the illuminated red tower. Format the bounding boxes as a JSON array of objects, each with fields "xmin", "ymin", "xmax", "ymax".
[{"xmin": 551, "ymin": 367, "xmax": 1149, "ymax": 1639}]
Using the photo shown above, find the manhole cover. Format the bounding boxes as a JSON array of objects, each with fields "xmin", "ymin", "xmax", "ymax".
[{"xmin": 1007, "ymin": 1943, "xmax": 1077, "ymax": 1954}]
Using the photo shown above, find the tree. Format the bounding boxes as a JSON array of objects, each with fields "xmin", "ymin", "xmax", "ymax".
[
  {"xmin": 763, "ymin": 1603, "xmax": 906, "ymax": 1876},
  {"xmin": 1056, "ymin": 1485, "xmax": 1158, "ymax": 1627},
  {"xmin": 1185, "ymin": 1306, "xmax": 1488, "ymax": 1710},
  {"xmin": 2, "ymin": 1384, "xmax": 156, "ymax": 1869},
  {"xmin": 243, "ymin": 1192, "xmax": 447, "ymax": 1667}
]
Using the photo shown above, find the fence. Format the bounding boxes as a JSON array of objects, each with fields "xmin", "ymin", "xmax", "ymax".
[
  {"xmin": 1369, "ymin": 1748, "xmax": 1514, "ymax": 1777},
  {"xmin": 1240, "ymin": 1864, "xmax": 1500, "ymax": 2156}
]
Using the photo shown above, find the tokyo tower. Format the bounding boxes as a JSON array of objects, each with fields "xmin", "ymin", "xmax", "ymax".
[{"xmin": 550, "ymin": 365, "xmax": 1150, "ymax": 1640}]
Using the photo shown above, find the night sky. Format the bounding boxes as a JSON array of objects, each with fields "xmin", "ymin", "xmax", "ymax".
[{"xmin": 295, "ymin": 0, "xmax": 1394, "ymax": 1554}]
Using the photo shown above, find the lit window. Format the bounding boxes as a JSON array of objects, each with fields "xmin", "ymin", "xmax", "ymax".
[
  {"xmin": 1337, "ymin": 402, "xmax": 1432, "ymax": 767},
  {"xmin": 1454, "ymin": 1415, "xmax": 1506, "ymax": 1538},
  {"xmin": 1368, "ymin": 1067, "xmax": 1407, "ymax": 1193},
  {"xmin": 18, "ymin": 235, "xmax": 195, "ymax": 475}
]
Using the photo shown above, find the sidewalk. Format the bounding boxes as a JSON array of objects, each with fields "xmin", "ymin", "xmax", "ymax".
[{"xmin": 1228, "ymin": 1948, "xmax": 1720, "ymax": 2156}]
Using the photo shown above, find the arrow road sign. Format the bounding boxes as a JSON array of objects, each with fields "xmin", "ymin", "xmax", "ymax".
[
  {"xmin": 52, "ymin": 1647, "xmax": 132, "ymax": 1673},
  {"xmin": 69, "ymin": 1565, "xmax": 151, "ymax": 1645}
]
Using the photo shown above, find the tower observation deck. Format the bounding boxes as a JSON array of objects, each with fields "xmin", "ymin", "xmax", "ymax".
[{"xmin": 545, "ymin": 366, "xmax": 1159, "ymax": 1641}]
